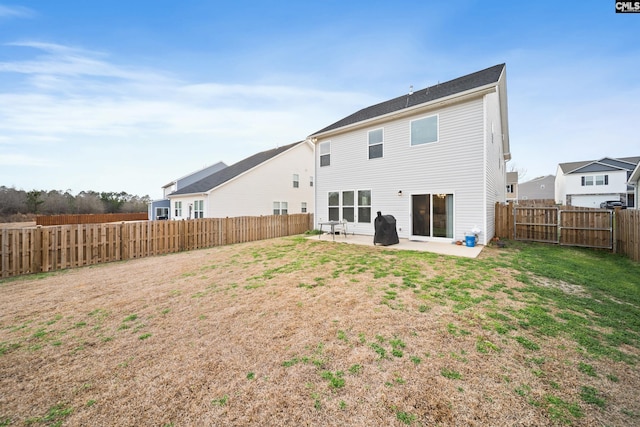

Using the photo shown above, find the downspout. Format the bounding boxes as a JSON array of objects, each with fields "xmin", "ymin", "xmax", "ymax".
[{"xmin": 482, "ymin": 96, "xmax": 488, "ymax": 245}]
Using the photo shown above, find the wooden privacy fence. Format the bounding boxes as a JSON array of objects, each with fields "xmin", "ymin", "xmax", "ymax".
[
  {"xmin": 495, "ymin": 203, "xmax": 640, "ymax": 262},
  {"xmin": 1, "ymin": 213, "xmax": 313, "ymax": 278},
  {"xmin": 36, "ymin": 212, "xmax": 148, "ymax": 226}
]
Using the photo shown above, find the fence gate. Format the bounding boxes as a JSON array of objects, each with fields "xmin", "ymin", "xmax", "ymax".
[
  {"xmin": 513, "ymin": 206, "xmax": 558, "ymax": 244},
  {"xmin": 513, "ymin": 207, "xmax": 613, "ymax": 249}
]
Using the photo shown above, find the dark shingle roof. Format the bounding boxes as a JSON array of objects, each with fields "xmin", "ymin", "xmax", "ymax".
[
  {"xmin": 170, "ymin": 141, "xmax": 303, "ymax": 196},
  {"xmin": 559, "ymin": 156, "xmax": 640, "ymax": 174},
  {"xmin": 311, "ymin": 64, "xmax": 505, "ymax": 136}
]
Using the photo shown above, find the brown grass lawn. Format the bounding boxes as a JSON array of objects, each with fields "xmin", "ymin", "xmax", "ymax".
[{"xmin": 0, "ymin": 236, "xmax": 638, "ymax": 426}]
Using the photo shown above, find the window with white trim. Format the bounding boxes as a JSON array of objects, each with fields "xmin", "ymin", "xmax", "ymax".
[
  {"xmin": 156, "ymin": 207, "xmax": 169, "ymax": 219},
  {"xmin": 328, "ymin": 192, "xmax": 339, "ymax": 221},
  {"xmin": 320, "ymin": 141, "xmax": 331, "ymax": 167},
  {"xmin": 358, "ymin": 190, "xmax": 372, "ymax": 223},
  {"xmin": 310, "ymin": 176, "xmax": 314, "ymax": 187},
  {"xmin": 293, "ymin": 174, "xmax": 299, "ymax": 188},
  {"xmin": 175, "ymin": 201, "xmax": 182, "ymax": 217},
  {"xmin": 327, "ymin": 190, "xmax": 372, "ymax": 223},
  {"xmin": 301, "ymin": 202, "xmax": 307, "ymax": 213},
  {"xmin": 581, "ymin": 175, "xmax": 608, "ymax": 186},
  {"xmin": 342, "ymin": 191, "xmax": 354, "ymax": 222},
  {"xmin": 273, "ymin": 201, "xmax": 288, "ymax": 215},
  {"xmin": 410, "ymin": 115, "xmax": 438, "ymax": 146},
  {"xmin": 368, "ymin": 128, "xmax": 383, "ymax": 159},
  {"xmin": 193, "ymin": 200, "xmax": 204, "ymax": 218}
]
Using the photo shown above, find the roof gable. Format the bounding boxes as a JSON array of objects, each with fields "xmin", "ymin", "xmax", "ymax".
[
  {"xmin": 170, "ymin": 142, "xmax": 303, "ymax": 196},
  {"xmin": 559, "ymin": 156, "xmax": 640, "ymax": 175},
  {"xmin": 162, "ymin": 161, "xmax": 228, "ymax": 189},
  {"xmin": 311, "ymin": 64, "xmax": 505, "ymax": 136}
]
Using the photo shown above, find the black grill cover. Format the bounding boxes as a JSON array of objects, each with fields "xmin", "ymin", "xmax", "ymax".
[{"xmin": 373, "ymin": 211, "xmax": 399, "ymax": 246}]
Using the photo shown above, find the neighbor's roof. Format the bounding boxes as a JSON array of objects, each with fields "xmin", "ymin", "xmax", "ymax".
[
  {"xmin": 311, "ymin": 63, "xmax": 505, "ymax": 136},
  {"xmin": 170, "ymin": 141, "xmax": 303, "ymax": 196},
  {"xmin": 162, "ymin": 161, "xmax": 228, "ymax": 189},
  {"xmin": 558, "ymin": 156, "xmax": 640, "ymax": 174}
]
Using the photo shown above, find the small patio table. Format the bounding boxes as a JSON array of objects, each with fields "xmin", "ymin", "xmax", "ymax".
[{"xmin": 318, "ymin": 221, "xmax": 343, "ymax": 241}]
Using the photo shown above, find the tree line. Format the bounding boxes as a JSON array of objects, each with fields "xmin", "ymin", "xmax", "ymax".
[{"xmin": 0, "ymin": 187, "xmax": 150, "ymax": 222}]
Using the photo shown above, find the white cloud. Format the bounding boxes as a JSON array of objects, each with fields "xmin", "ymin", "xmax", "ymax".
[
  {"xmin": 0, "ymin": 5, "xmax": 34, "ymax": 19},
  {"xmin": 0, "ymin": 42, "xmax": 374, "ymax": 196},
  {"xmin": 0, "ymin": 153, "xmax": 49, "ymax": 166}
]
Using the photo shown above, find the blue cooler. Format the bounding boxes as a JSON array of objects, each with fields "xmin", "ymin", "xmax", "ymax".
[{"xmin": 465, "ymin": 235, "xmax": 476, "ymax": 247}]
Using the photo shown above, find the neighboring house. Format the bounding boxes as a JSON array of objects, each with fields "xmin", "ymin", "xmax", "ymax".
[
  {"xmin": 309, "ymin": 64, "xmax": 510, "ymax": 245},
  {"xmin": 148, "ymin": 161, "xmax": 228, "ymax": 220},
  {"xmin": 168, "ymin": 141, "xmax": 314, "ymax": 218},
  {"xmin": 628, "ymin": 163, "xmax": 640, "ymax": 210},
  {"xmin": 555, "ymin": 156, "xmax": 639, "ymax": 208},
  {"xmin": 518, "ymin": 175, "xmax": 555, "ymax": 202},
  {"xmin": 506, "ymin": 172, "xmax": 518, "ymax": 202}
]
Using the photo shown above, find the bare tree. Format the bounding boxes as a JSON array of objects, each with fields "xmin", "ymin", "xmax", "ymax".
[{"xmin": 508, "ymin": 163, "xmax": 528, "ymax": 182}]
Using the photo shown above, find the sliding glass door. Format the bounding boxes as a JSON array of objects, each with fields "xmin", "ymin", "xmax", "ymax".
[{"xmin": 412, "ymin": 194, "xmax": 453, "ymax": 239}]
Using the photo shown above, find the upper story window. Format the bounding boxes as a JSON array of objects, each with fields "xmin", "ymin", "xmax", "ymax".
[
  {"xmin": 411, "ymin": 115, "xmax": 438, "ymax": 146},
  {"xmin": 506, "ymin": 184, "xmax": 514, "ymax": 193},
  {"xmin": 581, "ymin": 175, "xmax": 608, "ymax": 186},
  {"xmin": 310, "ymin": 176, "xmax": 314, "ymax": 187},
  {"xmin": 368, "ymin": 128, "xmax": 383, "ymax": 159},
  {"xmin": 293, "ymin": 174, "xmax": 299, "ymax": 188},
  {"xmin": 320, "ymin": 141, "xmax": 331, "ymax": 167}
]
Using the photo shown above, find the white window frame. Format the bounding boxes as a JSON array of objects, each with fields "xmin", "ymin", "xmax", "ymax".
[
  {"xmin": 193, "ymin": 200, "xmax": 204, "ymax": 218},
  {"xmin": 293, "ymin": 174, "xmax": 299, "ymax": 188},
  {"xmin": 310, "ymin": 176, "xmax": 314, "ymax": 187},
  {"xmin": 301, "ymin": 202, "xmax": 307, "ymax": 213},
  {"xmin": 342, "ymin": 190, "xmax": 355, "ymax": 223},
  {"xmin": 357, "ymin": 190, "xmax": 372, "ymax": 223},
  {"xmin": 328, "ymin": 191, "xmax": 339, "ymax": 221},
  {"xmin": 156, "ymin": 207, "xmax": 169, "ymax": 219},
  {"xmin": 410, "ymin": 114, "xmax": 439, "ymax": 146},
  {"xmin": 368, "ymin": 128, "xmax": 384, "ymax": 159},
  {"xmin": 320, "ymin": 141, "xmax": 331, "ymax": 167},
  {"xmin": 273, "ymin": 201, "xmax": 288, "ymax": 215},
  {"xmin": 174, "ymin": 201, "xmax": 182, "ymax": 217}
]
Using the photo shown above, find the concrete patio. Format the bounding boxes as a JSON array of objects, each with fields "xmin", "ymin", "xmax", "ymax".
[{"xmin": 309, "ymin": 233, "xmax": 484, "ymax": 258}]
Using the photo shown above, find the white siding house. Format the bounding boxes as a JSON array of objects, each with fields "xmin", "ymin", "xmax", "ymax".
[
  {"xmin": 149, "ymin": 161, "xmax": 227, "ymax": 220},
  {"xmin": 310, "ymin": 64, "xmax": 510, "ymax": 245},
  {"xmin": 168, "ymin": 141, "xmax": 314, "ymax": 218},
  {"xmin": 629, "ymin": 163, "xmax": 640, "ymax": 210},
  {"xmin": 555, "ymin": 157, "xmax": 639, "ymax": 208}
]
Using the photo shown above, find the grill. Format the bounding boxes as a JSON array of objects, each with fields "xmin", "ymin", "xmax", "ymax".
[{"xmin": 373, "ymin": 211, "xmax": 399, "ymax": 246}]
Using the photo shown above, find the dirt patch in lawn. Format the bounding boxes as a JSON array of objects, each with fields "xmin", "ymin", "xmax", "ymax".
[{"xmin": 0, "ymin": 237, "xmax": 638, "ymax": 426}]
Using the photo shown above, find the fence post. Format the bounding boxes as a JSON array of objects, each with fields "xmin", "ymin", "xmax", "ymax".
[{"xmin": 612, "ymin": 207, "xmax": 619, "ymax": 254}]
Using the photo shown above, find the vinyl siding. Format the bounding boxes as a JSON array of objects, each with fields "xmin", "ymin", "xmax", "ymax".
[
  {"xmin": 315, "ymin": 96, "xmax": 487, "ymax": 242},
  {"xmin": 483, "ymin": 90, "xmax": 507, "ymax": 243},
  {"xmin": 172, "ymin": 143, "xmax": 314, "ymax": 218}
]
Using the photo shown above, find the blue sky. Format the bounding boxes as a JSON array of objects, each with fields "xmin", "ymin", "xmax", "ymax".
[{"xmin": 1, "ymin": 1, "xmax": 638, "ymax": 199}]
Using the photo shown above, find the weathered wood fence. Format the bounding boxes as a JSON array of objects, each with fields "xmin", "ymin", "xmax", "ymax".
[
  {"xmin": 36, "ymin": 212, "xmax": 148, "ymax": 226},
  {"xmin": 1, "ymin": 214, "xmax": 313, "ymax": 278},
  {"xmin": 495, "ymin": 203, "xmax": 640, "ymax": 262}
]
